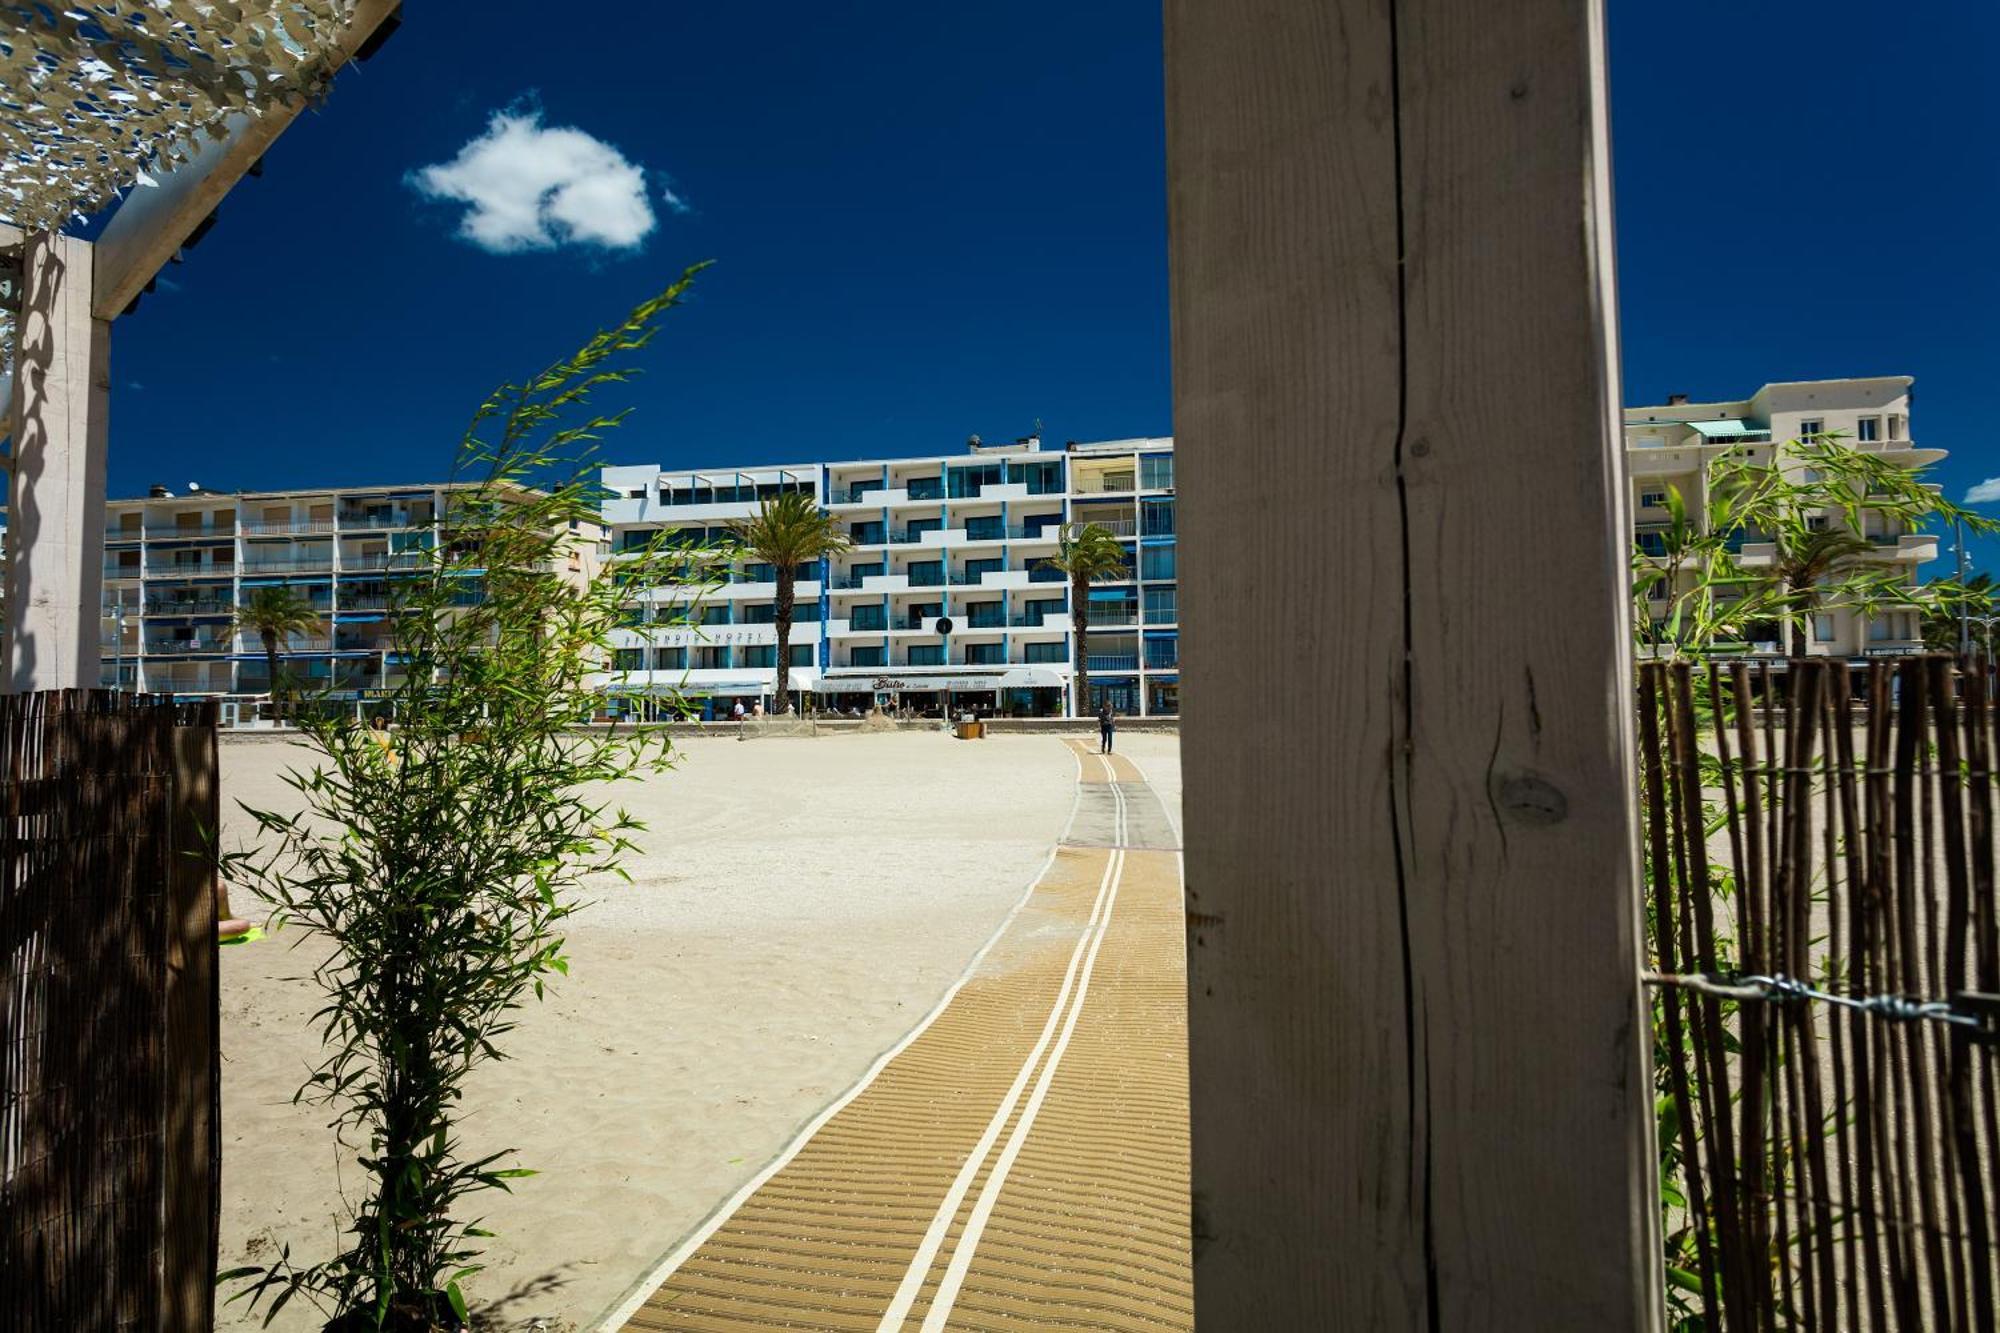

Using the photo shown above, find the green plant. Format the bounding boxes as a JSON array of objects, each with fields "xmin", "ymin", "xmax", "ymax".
[
  {"xmin": 728, "ymin": 491, "xmax": 851, "ymax": 712},
  {"xmin": 234, "ymin": 584, "xmax": 323, "ymax": 721},
  {"xmin": 220, "ymin": 271, "xmax": 707, "ymax": 1331},
  {"xmin": 1635, "ymin": 434, "xmax": 1998, "ymax": 659},
  {"xmin": 1045, "ymin": 522, "xmax": 1129, "ymax": 715}
]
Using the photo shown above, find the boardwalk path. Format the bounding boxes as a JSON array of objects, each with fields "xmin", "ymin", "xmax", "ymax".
[{"xmin": 603, "ymin": 739, "xmax": 1189, "ymax": 1332}]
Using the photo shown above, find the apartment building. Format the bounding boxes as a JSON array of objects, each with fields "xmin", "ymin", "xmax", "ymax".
[
  {"xmin": 97, "ymin": 483, "xmax": 600, "ymax": 710},
  {"xmin": 1627, "ymin": 376, "xmax": 1943, "ymax": 656},
  {"xmin": 598, "ymin": 434, "xmax": 1179, "ymax": 719}
]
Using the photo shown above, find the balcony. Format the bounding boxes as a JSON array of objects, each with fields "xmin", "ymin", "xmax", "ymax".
[
  {"xmin": 142, "ymin": 562, "xmax": 235, "ymax": 579},
  {"xmin": 144, "ymin": 637, "xmax": 234, "ymax": 656},
  {"xmin": 1086, "ymin": 606, "xmax": 1139, "ymax": 627},
  {"xmin": 1075, "ymin": 517, "xmax": 1137, "ymax": 537},
  {"xmin": 241, "ymin": 518, "xmax": 339, "ymax": 535},
  {"xmin": 1073, "ymin": 475, "xmax": 1136, "ymax": 495},
  {"xmin": 1087, "ymin": 654, "xmax": 1140, "ymax": 672},
  {"xmin": 143, "ymin": 598, "xmax": 235, "ymax": 616},
  {"xmin": 965, "ymin": 612, "xmax": 1008, "ymax": 630},
  {"xmin": 1028, "ymin": 566, "xmax": 1067, "ymax": 584},
  {"xmin": 1011, "ymin": 611, "xmax": 1064, "ymax": 627},
  {"xmin": 906, "ymin": 569, "xmax": 946, "ymax": 588},
  {"xmin": 339, "ymin": 510, "xmax": 432, "ymax": 530},
  {"xmin": 342, "ymin": 552, "xmax": 433, "ymax": 572}
]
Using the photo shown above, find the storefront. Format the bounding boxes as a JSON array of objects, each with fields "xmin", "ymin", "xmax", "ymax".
[{"xmin": 816, "ymin": 665, "xmax": 1069, "ymax": 718}]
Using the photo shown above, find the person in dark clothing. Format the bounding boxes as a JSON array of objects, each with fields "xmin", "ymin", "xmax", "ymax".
[{"xmin": 1098, "ymin": 700, "xmax": 1116, "ymax": 754}]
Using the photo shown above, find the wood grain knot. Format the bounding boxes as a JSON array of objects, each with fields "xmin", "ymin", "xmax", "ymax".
[{"xmin": 1496, "ymin": 773, "xmax": 1567, "ymax": 825}]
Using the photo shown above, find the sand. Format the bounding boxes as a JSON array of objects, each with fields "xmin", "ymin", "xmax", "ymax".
[{"xmin": 212, "ymin": 728, "xmax": 1132, "ymax": 1331}]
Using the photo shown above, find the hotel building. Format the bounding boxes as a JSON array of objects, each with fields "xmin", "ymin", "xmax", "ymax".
[
  {"xmin": 598, "ymin": 435, "xmax": 1180, "ymax": 719},
  {"xmin": 1627, "ymin": 376, "xmax": 1942, "ymax": 656},
  {"xmin": 94, "ymin": 483, "xmax": 599, "ymax": 715}
]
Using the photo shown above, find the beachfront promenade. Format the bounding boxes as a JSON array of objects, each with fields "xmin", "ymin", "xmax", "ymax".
[{"xmin": 607, "ymin": 740, "xmax": 1191, "ymax": 1331}]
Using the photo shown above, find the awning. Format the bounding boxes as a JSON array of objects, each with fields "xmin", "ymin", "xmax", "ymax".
[{"xmin": 1687, "ymin": 419, "xmax": 1770, "ymax": 439}]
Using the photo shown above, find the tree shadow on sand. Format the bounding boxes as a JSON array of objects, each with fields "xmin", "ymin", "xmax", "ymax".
[{"xmin": 468, "ymin": 1266, "xmax": 578, "ymax": 1331}]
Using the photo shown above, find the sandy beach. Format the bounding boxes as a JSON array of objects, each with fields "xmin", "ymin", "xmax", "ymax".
[{"xmin": 213, "ymin": 728, "xmax": 1177, "ymax": 1331}]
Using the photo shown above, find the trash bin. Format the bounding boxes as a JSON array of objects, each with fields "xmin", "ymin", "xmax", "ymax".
[{"xmin": 955, "ymin": 718, "xmax": 984, "ymax": 740}]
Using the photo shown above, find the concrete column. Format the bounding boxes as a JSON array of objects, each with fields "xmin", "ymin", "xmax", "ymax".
[{"xmin": 4, "ymin": 231, "xmax": 109, "ymax": 693}]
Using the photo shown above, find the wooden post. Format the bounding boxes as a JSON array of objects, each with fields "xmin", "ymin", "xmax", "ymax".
[
  {"xmin": 163, "ymin": 703, "xmax": 221, "ymax": 1332},
  {"xmin": 3, "ymin": 230, "xmax": 109, "ymax": 693},
  {"xmin": 1165, "ymin": 1, "xmax": 1657, "ymax": 1328}
]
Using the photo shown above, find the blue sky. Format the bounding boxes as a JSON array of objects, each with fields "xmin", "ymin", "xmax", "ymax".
[{"xmin": 100, "ymin": 4, "xmax": 1996, "ymax": 560}]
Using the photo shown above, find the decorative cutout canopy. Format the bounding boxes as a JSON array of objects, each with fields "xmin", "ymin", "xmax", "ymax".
[{"xmin": 0, "ymin": 3, "xmax": 359, "ymax": 231}]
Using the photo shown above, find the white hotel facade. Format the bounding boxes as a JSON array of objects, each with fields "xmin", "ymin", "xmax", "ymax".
[
  {"xmin": 599, "ymin": 435, "xmax": 1180, "ymax": 719},
  {"xmin": 1628, "ymin": 376, "xmax": 1941, "ymax": 656}
]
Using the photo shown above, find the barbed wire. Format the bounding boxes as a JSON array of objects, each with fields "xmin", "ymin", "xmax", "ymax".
[{"xmin": 1645, "ymin": 971, "xmax": 1999, "ymax": 1044}]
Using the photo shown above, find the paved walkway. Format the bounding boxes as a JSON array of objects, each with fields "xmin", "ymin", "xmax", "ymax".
[{"xmin": 606, "ymin": 739, "xmax": 1189, "ymax": 1331}]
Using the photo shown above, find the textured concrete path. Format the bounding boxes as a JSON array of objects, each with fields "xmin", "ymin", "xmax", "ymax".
[{"xmin": 604, "ymin": 739, "xmax": 1190, "ymax": 1331}]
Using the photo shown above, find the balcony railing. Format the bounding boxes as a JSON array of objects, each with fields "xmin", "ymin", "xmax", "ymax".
[
  {"xmin": 1087, "ymin": 654, "xmax": 1140, "ymax": 672},
  {"xmin": 241, "ymin": 555, "xmax": 333, "ymax": 573},
  {"xmin": 966, "ymin": 614, "xmax": 1007, "ymax": 630},
  {"xmin": 1074, "ymin": 517, "xmax": 1137, "ymax": 536},
  {"xmin": 143, "ymin": 599, "xmax": 235, "ymax": 615},
  {"xmin": 1028, "ymin": 567, "xmax": 1066, "ymax": 583},
  {"xmin": 142, "ymin": 563, "xmax": 235, "ymax": 578},
  {"xmin": 241, "ymin": 519, "xmax": 339, "ymax": 535},
  {"xmin": 1086, "ymin": 607, "xmax": 1138, "ymax": 626},
  {"xmin": 1011, "ymin": 612, "xmax": 1062, "ymax": 627},
  {"xmin": 339, "ymin": 511, "xmax": 431, "ymax": 530},
  {"xmin": 1074, "ymin": 476, "xmax": 1136, "ymax": 494},
  {"xmin": 907, "ymin": 570, "xmax": 946, "ymax": 587},
  {"xmin": 1145, "ymin": 605, "xmax": 1178, "ymax": 625},
  {"xmin": 143, "ymin": 639, "xmax": 234, "ymax": 656},
  {"xmin": 342, "ymin": 552, "xmax": 432, "ymax": 571}
]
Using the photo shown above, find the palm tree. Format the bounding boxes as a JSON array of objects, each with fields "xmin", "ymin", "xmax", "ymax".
[
  {"xmin": 1770, "ymin": 528, "xmax": 1874, "ymax": 657},
  {"xmin": 234, "ymin": 585, "xmax": 321, "ymax": 721},
  {"xmin": 1045, "ymin": 523, "xmax": 1130, "ymax": 716},
  {"xmin": 729, "ymin": 492, "xmax": 850, "ymax": 714}
]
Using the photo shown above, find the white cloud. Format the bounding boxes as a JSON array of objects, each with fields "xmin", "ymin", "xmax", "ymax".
[
  {"xmin": 1967, "ymin": 478, "xmax": 2000, "ymax": 505},
  {"xmin": 410, "ymin": 108, "xmax": 668, "ymax": 254}
]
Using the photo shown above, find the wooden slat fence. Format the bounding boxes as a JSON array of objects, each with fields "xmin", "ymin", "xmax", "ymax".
[
  {"xmin": 1641, "ymin": 657, "xmax": 1999, "ymax": 1331},
  {"xmin": 0, "ymin": 690, "xmax": 220, "ymax": 1332}
]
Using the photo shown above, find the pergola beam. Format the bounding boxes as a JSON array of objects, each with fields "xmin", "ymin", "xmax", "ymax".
[{"xmin": 90, "ymin": 0, "xmax": 402, "ymax": 322}]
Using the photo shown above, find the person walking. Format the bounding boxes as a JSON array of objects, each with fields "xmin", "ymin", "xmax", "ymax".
[{"xmin": 1098, "ymin": 698, "xmax": 1116, "ymax": 755}]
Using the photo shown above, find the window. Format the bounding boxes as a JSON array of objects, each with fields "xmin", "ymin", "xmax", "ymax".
[
  {"xmin": 653, "ymin": 647, "xmax": 686, "ymax": 671},
  {"xmin": 965, "ymin": 642, "xmax": 1004, "ymax": 665},
  {"xmin": 1856, "ymin": 416, "xmax": 1881, "ymax": 442},
  {"xmin": 741, "ymin": 646, "xmax": 776, "ymax": 668},
  {"xmin": 1814, "ymin": 614, "xmax": 1837, "ymax": 643},
  {"xmin": 694, "ymin": 646, "xmax": 728, "ymax": 669},
  {"xmin": 1024, "ymin": 640, "xmax": 1067, "ymax": 663},
  {"xmin": 1638, "ymin": 490, "xmax": 1667, "ymax": 509},
  {"xmin": 908, "ymin": 561, "xmax": 945, "ymax": 587},
  {"xmin": 1141, "ymin": 544, "xmax": 1177, "ymax": 581},
  {"xmin": 851, "ymin": 646, "xmax": 885, "ymax": 667},
  {"xmin": 967, "ymin": 601, "xmax": 1005, "ymax": 628},
  {"xmin": 612, "ymin": 648, "xmax": 645, "ymax": 672},
  {"xmin": 1888, "ymin": 414, "xmax": 1906, "ymax": 440},
  {"xmin": 1141, "ymin": 499, "xmax": 1177, "ymax": 537},
  {"xmin": 700, "ymin": 605, "xmax": 732, "ymax": 625},
  {"xmin": 964, "ymin": 516, "xmax": 1004, "ymax": 541},
  {"xmin": 852, "ymin": 605, "xmax": 887, "ymax": 632},
  {"xmin": 1799, "ymin": 418, "xmax": 1824, "ymax": 439},
  {"xmin": 909, "ymin": 645, "xmax": 944, "ymax": 666},
  {"xmin": 739, "ymin": 603, "xmax": 776, "ymax": 624},
  {"xmin": 964, "ymin": 558, "xmax": 1003, "ymax": 581},
  {"xmin": 1145, "ymin": 586, "xmax": 1178, "ymax": 624},
  {"xmin": 1140, "ymin": 454, "xmax": 1174, "ymax": 490},
  {"xmin": 907, "ymin": 476, "xmax": 944, "ymax": 500},
  {"xmin": 1145, "ymin": 633, "xmax": 1179, "ymax": 668},
  {"xmin": 789, "ymin": 644, "xmax": 814, "ymax": 667},
  {"xmin": 852, "ymin": 521, "xmax": 885, "ymax": 545},
  {"xmin": 1806, "ymin": 514, "xmax": 1830, "ymax": 532}
]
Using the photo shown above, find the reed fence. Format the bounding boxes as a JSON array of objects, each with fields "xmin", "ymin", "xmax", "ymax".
[
  {"xmin": 1640, "ymin": 657, "xmax": 1999, "ymax": 1331},
  {"xmin": 0, "ymin": 691, "xmax": 221, "ymax": 1332}
]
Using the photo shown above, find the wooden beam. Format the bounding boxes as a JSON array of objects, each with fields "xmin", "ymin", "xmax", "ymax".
[
  {"xmin": 90, "ymin": 0, "xmax": 402, "ymax": 322},
  {"xmin": 3, "ymin": 230, "xmax": 109, "ymax": 692},
  {"xmin": 1165, "ymin": 1, "xmax": 1658, "ymax": 1327}
]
